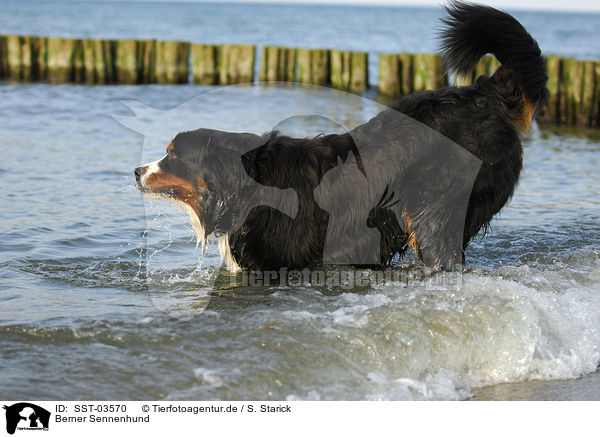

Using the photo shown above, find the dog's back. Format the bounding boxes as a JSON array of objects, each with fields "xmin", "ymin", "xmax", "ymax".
[
  {"xmin": 137, "ymin": 2, "xmax": 549, "ymax": 271},
  {"xmin": 389, "ymin": 2, "xmax": 549, "ymax": 252},
  {"xmin": 229, "ymin": 3, "xmax": 550, "ymax": 270}
]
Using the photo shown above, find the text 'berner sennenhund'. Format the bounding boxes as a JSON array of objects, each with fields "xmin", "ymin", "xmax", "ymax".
[{"xmin": 135, "ymin": 2, "xmax": 549, "ymax": 272}]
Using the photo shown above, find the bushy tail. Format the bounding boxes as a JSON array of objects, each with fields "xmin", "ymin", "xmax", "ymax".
[{"xmin": 440, "ymin": 1, "xmax": 549, "ymax": 109}]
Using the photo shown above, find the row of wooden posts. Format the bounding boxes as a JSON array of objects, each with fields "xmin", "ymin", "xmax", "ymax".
[
  {"xmin": 379, "ymin": 53, "xmax": 600, "ymax": 127},
  {"xmin": 0, "ymin": 35, "xmax": 367, "ymax": 89},
  {"xmin": 1, "ymin": 34, "xmax": 599, "ymax": 127}
]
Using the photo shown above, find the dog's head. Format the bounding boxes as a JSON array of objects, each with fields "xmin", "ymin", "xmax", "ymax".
[{"xmin": 135, "ymin": 128, "xmax": 262, "ymax": 255}]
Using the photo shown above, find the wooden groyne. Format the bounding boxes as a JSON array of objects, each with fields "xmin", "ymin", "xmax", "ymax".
[
  {"xmin": 379, "ymin": 52, "xmax": 600, "ymax": 127},
  {"xmin": 259, "ymin": 46, "xmax": 297, "ymax": 82},
  {"xmin": 0, "ymin": 35, "xmax": 193, "ymax": 84},
  {"xmin": 0, "ymin": 35, "xmax": 369, "ymax": 91},
  {"xmin": 541, "ymin": 55, "xmax": 600, "ymax": 126},
  {"xmin": 1, "ymin": 34, "xmax": 599, "ymax": 127},
  {"xmin": 330, "ymin": 49, "xmax": 368, "ymax": 91},
  {"xmin": 258, "ymin": 46, "xmax": 368, "ymax": 90},
  {"xmin": 379, "ymin": 53, "xmax": 447, "ymax": 96},
  {"xmin": 191, "ymin": 44, "xmax": 255, "ymax": 85}
]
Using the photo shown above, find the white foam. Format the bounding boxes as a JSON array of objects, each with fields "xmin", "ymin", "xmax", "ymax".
[
  {"xmin": 193, "ymin": 368, "xmax": 224, "ymax": 387},
  {"xmin": 280, "ymin": 249, "xmax": 600, "ymax": 400}
]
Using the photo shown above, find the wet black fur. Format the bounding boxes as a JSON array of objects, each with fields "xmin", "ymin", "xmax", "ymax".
[{"xmin": 142, "ymin": 2, "xmax": 549, "ymax": 271}]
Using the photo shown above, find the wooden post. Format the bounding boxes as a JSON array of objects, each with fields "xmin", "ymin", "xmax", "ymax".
[
  {"xmin": 6, "ymin": 35, "xmax": 23, "ymax": 80},
  {"xmin": 489, "ymin": 56, "xmax": 500, "ymax": 73},
  {"xmin": 259, "ymin": 46, "xmax": 296, "ymax": 82},
  {"xmin": 281, "ymin": 47, "xmax": 297, "ymax": 82},
  {"xmin": 19, "ymin": 36, "xmax": 33, "ymax": 81},
  {"xmin": 173, "ymin": 40, "xmax": 190, "ymax": 84},
  {"xmin": 378, "ymin": 53, "xmax": 414, "ymax": 96},
  {"xmin": 539, "ymin": 55, "xmax": 560, "ymax": 123},
  {"xmin": 455, "ymin": 56, "xmax": 492, "ymax": 86},
  {"xmin": 0, "ymin": 35, "xmax": 7, "ymax": 79},
  {"xmin": 82, "ymin": 39, "xmax": 96, "ymax": 84},
  {"xmin": 349, "ymin": 51, "xmax": 368, "ymax": 91},
  {"xmin": 593, "ymin": 62, "xmax": 600, "ymax": 127},
  {"xmin": 297, "ymin": 48, "xmax": 330, "ymax": 85},
  {"xmin": 312, "ymin": 49, "xmax": 329, "ymax": 85},
  {"xmin": 297, "ymin": 48, "xmax": 309, "ymax": 84},
  {"xmin": 82, "ymin": 39, "xmax": 103, "ymax": 84},
  {"xmin": 217, "ymin": 44, "xmax": 255, "ymax": 85},
  {"xmin": 557, "ymin": 57, "xmax": 570, "ymax": 124},
  {"xmin": 103, "ymin": 39, "xmax": 118, "ymax": 84},
  {"xmin": 72, "ymin": 39, "xmax": 85, "ymax": 83},
  {"xmin": 98, "ymin": 39, "xmax": 110, "ymax": 84},
  {"xmin": 570, "ymin": 60, "xmax": 584, "ymax": 125},
  {"xmin": 137, "ymin": 39, "xmax": 156, "ymax": 84},
  {"xmin": 412, "ymin": 53, "xmax": 428, "ymax": 91},
  {"xmin": 578, "ymin": 61, "xmax": 595, "ymax": 126},
  {"xmin": 330, "ymin": 49, "xmax": 350, "ymax": 89},
  {"xmin": 29, "ymin": 36, "xmax": 48, "ymax": 81},
  {"xmin": 115, "ymin": 39, "xmax": 137, "ymax": 84},
  {"xmin": 2, "ymin": 35, "xmax": 46, "ymax": 81},
  {"xmin": 330, "ymin": 50, "xmax": 368, "ymax": 91},
  {"xmin": 413, "ymin": 53, "xmax": 445, "ymax": 91},
  {"xmin": 398, "ymin": 53, "xmax": 414, "ymax": 95},
  {"xmin": 191, "ymin": 43, "xmax": 218, "ymax": 85},
  {"xmin": 455, "ymin": 74, "xmax": 471, "ymax": 87},
  {"xmin": 260, "ymin": 46, "xmax": 279, "ymax": 82},
  {"xmin": 558, "ymin": 58, "xmax": 576, "ymax": 124},
  {"xmin": 155, "ymin": 40, "xmax": 190, "ymax": 84},
  {"xmin": 154, "ymin": 40, "xmax": 167, "ymax": 84},
  {"xmin": 474, "ymin": 56, "xmax": 493, "ymax": 79},
  {"xmin": 46, "ymin": 37, "xmax": 76, "ymax": 82},
  {"xmin": 379, "ymin": 54, "xmax": 400, "ymax": 96}
]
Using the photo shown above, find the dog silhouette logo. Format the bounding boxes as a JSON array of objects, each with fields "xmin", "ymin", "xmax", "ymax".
[{"xmin": 3, "ymin": 403, "xmax": 50, "ymax": 435}]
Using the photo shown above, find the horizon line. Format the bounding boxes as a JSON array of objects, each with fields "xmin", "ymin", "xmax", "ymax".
[{"xmin": 33, "ymin": 0, "xmax": 600, "ymax": 14}]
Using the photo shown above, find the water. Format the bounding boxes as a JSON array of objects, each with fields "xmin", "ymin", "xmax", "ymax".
[
  {"xmin": 1, "ymin": 2, "xmax": 600, "ymax": 401},
  {"xmin": 2, "ymin": 0, "xmax": 600, "ymax": 85},
  {"xmin": 2, "ymin": 0, "xmax": 600, "ymax": 58}
]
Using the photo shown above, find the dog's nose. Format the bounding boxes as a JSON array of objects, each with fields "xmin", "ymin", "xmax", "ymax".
[{"xmin": 134, "ymin": 166, "xmax": 144, "ymax": 181}]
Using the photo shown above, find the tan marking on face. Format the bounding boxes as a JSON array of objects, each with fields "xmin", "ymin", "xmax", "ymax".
[
  {"xmin": 196, "ymin": 177, "xmax": 207, "ymax": 190},
  {"xmin": 402, "ymin": 211, "xmax": 419, "ymax": 256},
  {"xmin": 167, "ymin": 143, "xmax": 178, "ymax": 159},
  {"xmin": 145, "ymin": 169, "xmax": 201, "ymax": 216},
  {"xmin": 196, "ymin": 177, "xmax": 206, "ymax": 190}
]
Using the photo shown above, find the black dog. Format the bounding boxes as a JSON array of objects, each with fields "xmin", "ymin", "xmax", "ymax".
[{"xmin": 135, "ymin": 2, "xmax": 548, "ymax": 272}]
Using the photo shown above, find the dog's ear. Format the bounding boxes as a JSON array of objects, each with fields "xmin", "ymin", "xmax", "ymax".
[
  {"xmin": 240, "ymin": 131, "xmax": 280, "ymax": 186},
  {"xmin": 240, "ymin": 146, "xmax": 262, "ymax": 183}
]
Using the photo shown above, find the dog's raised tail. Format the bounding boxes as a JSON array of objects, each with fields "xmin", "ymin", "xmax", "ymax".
[{"xmin": 440, "ymin": 1, "xmax": 549, "ymax": 130}]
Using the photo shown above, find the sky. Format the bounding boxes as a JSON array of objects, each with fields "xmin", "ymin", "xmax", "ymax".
[{"xmin": 152, "ymin": 0, "xmax": 600, "ymax": 13}]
